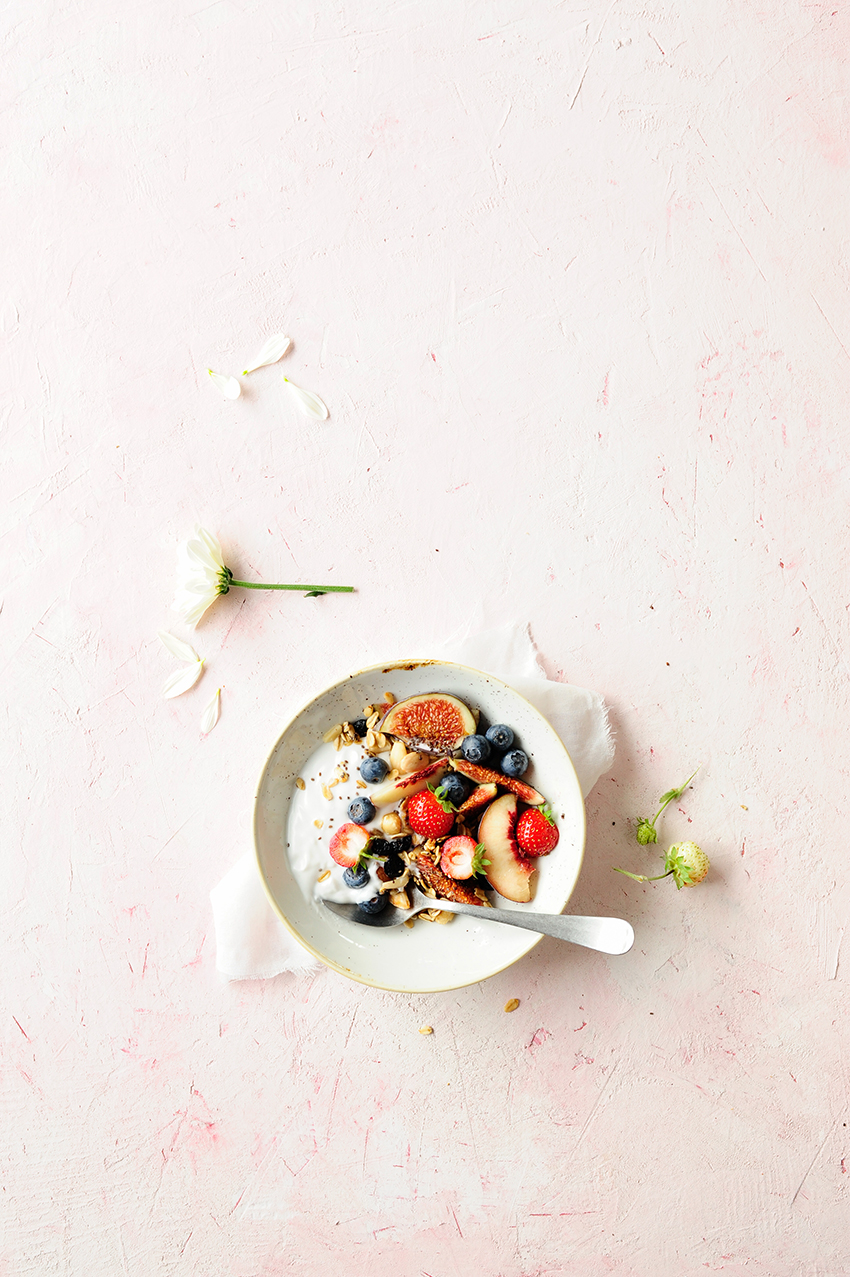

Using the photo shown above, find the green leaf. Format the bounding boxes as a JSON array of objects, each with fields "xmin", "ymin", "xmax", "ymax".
[
  {"xmin": 658, "ymin": 766, "xmax": 701, "ymax": 807},
  {"xmin": 304, "ymin": 590, "xmax": 325, "ymax": 597}
]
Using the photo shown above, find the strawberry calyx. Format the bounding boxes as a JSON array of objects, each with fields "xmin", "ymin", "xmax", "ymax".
[
  {"xmin": 430, "ymin": 780, "xmax": 458, "ymax": 813},
  {"xmin": 439, "ymin": 835, "xmax": 491, "ymax": 880},
  {"xmin": 471, "ymin": 843, "xmax": 491, "ymax": 875}
]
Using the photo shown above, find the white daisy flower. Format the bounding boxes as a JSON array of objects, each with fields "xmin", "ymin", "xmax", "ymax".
[{"xmin": 171, "ymin": 525, "xmax": 353, "ymax": 628}]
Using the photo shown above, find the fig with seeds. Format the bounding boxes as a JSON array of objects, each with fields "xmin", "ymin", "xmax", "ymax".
[{"xmin": 380, "ymin": 693, "xmax": 476, "ymax": 753}]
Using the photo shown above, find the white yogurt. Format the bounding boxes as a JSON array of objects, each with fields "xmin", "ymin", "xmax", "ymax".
[{"xmin": 286, "ymin": 738, "xmax": 394, "ymax": 905}]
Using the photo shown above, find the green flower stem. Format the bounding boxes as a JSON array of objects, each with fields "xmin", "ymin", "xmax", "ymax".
[
  {"xmin": 647, "ymin": 766, "xmax": 701, "ymax": 829},
  {"xmin": 228, "ymin": 580, "xmax": 354, "ymax": 593},
  {"xmin": 613, "ymin": 868, "xmax": 673, "ymax": 883}
]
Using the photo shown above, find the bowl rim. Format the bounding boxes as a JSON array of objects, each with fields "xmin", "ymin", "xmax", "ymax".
[{"xmin": 252, "ymin": 657, "xmax": 587, "ymax": 992}]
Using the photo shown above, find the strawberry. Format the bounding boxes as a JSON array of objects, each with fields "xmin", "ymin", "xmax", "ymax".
[
  {"xmin": 516, "ymin": 804, "xmax": 559, "ymax": 857},
  {"xmin": 613, "ymin": 840, "xmax": 709, "ymax": 889},
  {"xmin": 406, "ymin": 784, "xmax": 456, "ymax": 838},
  {"xmin": 328, "ymin": 822, "xmax": 372, "ymax": 868},
  {"xmin": 440, "ymin": 836, "xmax": 490, "ymax": 881},
  {"xmin": 665, "ymin": 841, "xmax": 709, "ymax": 888}
]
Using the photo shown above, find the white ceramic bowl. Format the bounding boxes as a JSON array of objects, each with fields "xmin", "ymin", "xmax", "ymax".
[{"xmin": 253, "ymin": 659, "xmax": 586, "ymax": 993}]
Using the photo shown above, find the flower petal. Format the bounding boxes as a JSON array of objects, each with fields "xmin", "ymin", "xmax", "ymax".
[
  {"xmin": 283, "ymin": 377, "xmax": 329, "ymax": 421},
  {"xmin": 200, "ymin": 687, "xmax": 222, "ymax": 733},
  {"xmin": 187, "ymin": 538, "xmax": 222, "ymax": 575},
  {"xmin": 193, "ymin": 526, "xmax": 226, "ymax": 568},
  {"xmin": 163, "ymin": 659, "xmax": 205, "ymax": 699},
  {"xmin": 158, "ymin": 630, "xmax": 200, "ymax": 663},
  {"xmin": 173, "ymin": 593, "xmax": 218, "ymax": 627},
  {"xmin": 208, "ymin": 369, "xmax": 241, "ymax": 399},
  {"xmin": 173, "ymin": 527, "xmax": 229, "ymax": 627},
  {"xmin": 242, "ymin": 333, "xmax": 291, "ymax": 375}
]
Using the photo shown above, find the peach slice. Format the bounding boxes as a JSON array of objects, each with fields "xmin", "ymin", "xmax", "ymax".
[
  {"xmin": 368, "ymin": 757, "xmax": 449, "ymax": 808},
  {"xmin": 477, "ymin": 793, "xmax": 537, "ymax": 903}
]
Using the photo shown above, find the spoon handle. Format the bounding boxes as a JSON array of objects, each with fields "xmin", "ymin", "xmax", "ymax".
[{"xmin": 435, "ymin": 901, "xmax": 635, "ymax": 955}]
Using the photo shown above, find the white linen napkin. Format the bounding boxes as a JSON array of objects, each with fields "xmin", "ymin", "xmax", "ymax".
[{"xmin": 210, "ymin": 624, "xmax": 614, "ymax": 980}]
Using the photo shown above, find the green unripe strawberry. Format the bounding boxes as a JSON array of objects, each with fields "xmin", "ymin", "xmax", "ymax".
[
  {"xmin": 664, "ymin": 841, "xmax": 709, "ymax": 889},
  {"xmin": 613, "ymin": 840, "xmax": 709, "ymax": 889},
  {"xmin": 635, "ymin": 818, "xmax": 658, "ymax": 845}
]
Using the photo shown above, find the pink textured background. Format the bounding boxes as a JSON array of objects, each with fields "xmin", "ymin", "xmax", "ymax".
[{"xmin": 3, "ymin": 1, "xmax": 849, "ymax": 1273}]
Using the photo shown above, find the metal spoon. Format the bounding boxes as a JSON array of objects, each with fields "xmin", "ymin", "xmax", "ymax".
[{"xmin": 321, "ymin": 887, "xmax": 634, "ymax": 955}]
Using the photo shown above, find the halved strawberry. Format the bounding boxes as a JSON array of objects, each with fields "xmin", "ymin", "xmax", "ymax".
[
  {"xmin": 406, "ymin": 786, "xmax": 456, "ymax": 839},
  {"xmin": 516, "ymin": 804, "xmax": 559, "ymax": 857},
  {"xmin": 440, "ymin": 836, "xmax": 490, "ymax": 880},
  {"xmin": 328, "ymin": 822, "xmax": 372, "ymax": 868}
]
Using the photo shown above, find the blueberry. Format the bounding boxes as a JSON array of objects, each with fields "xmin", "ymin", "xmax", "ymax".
[
  {"xmin": 343, "ymin": 864, "xmax": 370, "ymax": 888},
  {"xmin": 359, "ymin": 756, "xmax": 389, "ymax": 784},
  {"xmin": 358, "ymin": 894, "xmax": 388, "ymax": 915},
  {"xmin": 435, "ymin": 773, "xmax": 468, "ymax": 806},
  {"xmin": 485, "ymin": 724, "xmax": 514, "ymax": 751},
  {"xmin": 367, "ymin": 837, "xmax": 389, "ymax": 858},
  {"xmin": 388, "ymin": 834, "xmax": 412, "ymax": 852},
  {"xmin": 461, "ymin": 734, "xmax": 491, "ymax": 763},
  {"xmin": 383, "ymin": 854, "xmax": 405, "ymax": 880},
  {"xmin": 350, "ymin": 718, "xmax": 368, "ymax": 738},
  {"xmin": 348, "ymin": 797, "xmax": 376, "ymax": 825},
  {"xmin": 501, "ymin": 748, "xmax": 529, "ymax": 778}
]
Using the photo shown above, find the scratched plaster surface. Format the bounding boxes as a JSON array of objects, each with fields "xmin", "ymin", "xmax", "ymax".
[{"xmin": 2, "ymin": 0, "xmax": 849, "ymax": 1273}]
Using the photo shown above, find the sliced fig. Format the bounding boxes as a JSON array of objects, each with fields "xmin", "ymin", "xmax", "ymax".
[
  {"xmin": 368, "ymin": 757, "xmax": 448, "ymax": 807},
  {"xmin": 451, "ymin": 757, "xmax": 545, "ymax": 806},
  {"xmin": 381, "ymin": 692, "xmax": 476, "ymax": 754},
  {"xmin": 478, "ymin": 792, "xmax": 536, "ymax": 902},
  {"xmin": 457, "ymin": 782, "xmax": 498, "ymax": 814},
  {"xmin": 414, "ymin": 855, "xmax": 485, "ymax": 906}
]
